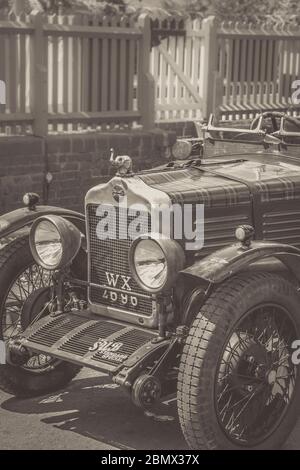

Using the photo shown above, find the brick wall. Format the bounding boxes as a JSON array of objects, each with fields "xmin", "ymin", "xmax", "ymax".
[
  {"xmin": 0, "ymin": 137, "xmax": 45, "ymax": 213},
  {"xmin": 0, "ymin": 129, "xmax": 176, "ymax": 215}
]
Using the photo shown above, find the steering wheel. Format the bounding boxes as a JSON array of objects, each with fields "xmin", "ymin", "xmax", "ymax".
[{"xmin": 250, "ymin": 111, "xmax": 300, "ymax": 133}]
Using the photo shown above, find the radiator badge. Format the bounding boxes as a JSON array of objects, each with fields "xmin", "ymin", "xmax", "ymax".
[
  {"xmin": 89, "ymin": 339, "xmax": 128, "ymax": 363},
  {"xmin": 112, "ymin": 183, "xmax": 126, "ymax": 202}
]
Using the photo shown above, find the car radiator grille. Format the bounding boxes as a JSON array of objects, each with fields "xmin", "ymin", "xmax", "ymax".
[{"xmin": 87, "ymin": 204, "xmax": 153, "ymax": 316}]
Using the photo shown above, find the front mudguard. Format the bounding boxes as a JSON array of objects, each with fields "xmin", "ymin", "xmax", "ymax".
[
  {"xmin": 181, "ymin": 241, "xmax": 300, "ymax": 284},
  {"xmin": 0, "ymin": 206, "xmax": 87, "ymax": 279},
  {"xmin": 0, "ymin": 205, "xmax": 86, "ymax": 240},
  {"xmin": 180, "ymin": 241, "xmax": 300, "ymax": 325}
]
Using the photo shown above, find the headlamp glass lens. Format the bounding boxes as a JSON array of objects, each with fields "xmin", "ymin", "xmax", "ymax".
[
  {"xmin": 134, "ymin": 239, "xmax": 167, "ymax": 290},
  {"xmin": 34, "ymin": 220, "xmax": 62, "ymax": 268},
  {"xmin": 172, "ymin": 140, "xmax": 192, "ymax": 160}
]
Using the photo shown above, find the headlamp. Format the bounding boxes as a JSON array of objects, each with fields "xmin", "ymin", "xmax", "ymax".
[
  {"xmin": 129, "ymin": 235, "xmax": 185, "ymax": 294},
  {"xmin": 23, "ymin": 192, "xmax": 40, "ymax": 210},
  {"xmin": 172, "ymin": 139, "xmax": 193, "ymax": 160},
  {"xmin": 235, "ymin": 225, "xmax": 255, "ymax": 246},
  {"xmin": 29, "ymin": 215, "xmax": 82, "ymax": 270}
]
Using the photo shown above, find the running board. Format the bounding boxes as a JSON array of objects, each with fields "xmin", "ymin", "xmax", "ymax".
[{"xmin": 19, "ymin": 311, "xmax": 158, "ymax": 374}]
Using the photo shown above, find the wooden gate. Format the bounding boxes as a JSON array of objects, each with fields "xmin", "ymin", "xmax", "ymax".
[{"xmin": 150, "ymin": 18, "xmax": 209, "ymax": 122}]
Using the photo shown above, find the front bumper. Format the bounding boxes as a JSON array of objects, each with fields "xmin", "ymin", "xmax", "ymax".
[{"xmin": 10, "ymin": 309, "xmax": 170, "ymax": 377}]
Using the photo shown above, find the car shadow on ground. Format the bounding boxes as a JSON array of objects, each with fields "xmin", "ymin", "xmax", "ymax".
[{"xmin": 1, "ymin": 372, "xmax": 187, "ymax": 450}]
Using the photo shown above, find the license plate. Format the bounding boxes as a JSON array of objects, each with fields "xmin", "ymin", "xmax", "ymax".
[{"xmin": 102, "ymin": 289, "xmax": 138, "ymax": 308}]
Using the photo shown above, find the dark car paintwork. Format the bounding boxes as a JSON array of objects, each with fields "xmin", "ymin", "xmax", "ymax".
[
  {"xmin": 0, "ymin": 205, "xmax": 85, "ymax": 239},
  {"xmin": 181, "ymin": 241, "xmax": 300, "ymax": 283},
  {"xmin": 140, "ymin": 153, "xmax": 300, "ymax": 254},
  {"xmin": 2, "ymin": 149, "xmax": 300, "ymax": 295}
]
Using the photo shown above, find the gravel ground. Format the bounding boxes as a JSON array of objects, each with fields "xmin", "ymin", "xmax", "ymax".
[
  {"xmin": 0, "ymin": 368, "xmax": 186, "ymax": 450},
  {"xmin": 1, "ymin": 367, "xmax": 300, "ymax": 450}
]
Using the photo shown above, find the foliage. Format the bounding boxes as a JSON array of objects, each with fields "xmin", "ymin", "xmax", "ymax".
[
  {"xmin": 0, "ymin": 0, "xmax": 126, "ymax": 15},
  {"xmin": 0, "ymin": 0, "xmax": 9, "ymax": 10},
  {"xmin": 41, "ymin": 0, "xmax": 125, "ymax": 14},
  {"xmin": 128, "ymin": 0, "xmax": 300, "ymax": 23},
  {"xmin": 211, "ymin": 0, "xmax": 271, "ymax": 21},
  {"xmin": 272, "ymin": 0, "xmax": 300, "ymax": 24},
  {"xmin": 212, "ymin": 0, "xmax": 300, "ymax": 24},
  {"xmin": 1, "ymin": 0, "xmax": 300, "ymax": 23}
]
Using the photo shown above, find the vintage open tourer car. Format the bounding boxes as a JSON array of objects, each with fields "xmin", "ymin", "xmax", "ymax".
[{"xmin": 1, "ymin": 111, "xmax": 300, "ymax": 449}]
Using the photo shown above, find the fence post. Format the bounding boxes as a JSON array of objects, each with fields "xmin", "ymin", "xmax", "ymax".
[
  {"xmin": 32, "ymin": 12, "xmax": 48, "ymax": 136},
  {"xmin": 12, "ymin": 0, "xmax": 25, "ymax": 15},
  {"xmin": 202, "ymin": 16, "xmax": 218, "ymax": 120},
  {"xmin": 138, "ymin": 15, "xmax": 155, "ymax": 130},
  {"xmin": 213, "ymin": 74, "xmax": 223, "ymax": 121}
]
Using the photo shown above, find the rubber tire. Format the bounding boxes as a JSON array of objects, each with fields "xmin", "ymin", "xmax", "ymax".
[
  {"xmin": 0, "ymin": 237, "xmax": 80, "ymax": 397},
  {"xmin": 177, "ymin": 272, "xmax": 300, "ymax": 449}
]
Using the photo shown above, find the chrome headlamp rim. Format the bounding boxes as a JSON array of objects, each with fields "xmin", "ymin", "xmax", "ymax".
[
  {"xmin": 23, "ymin": 192, "xmax": 40, "ymax": 209},
  {"xmin": 129, "ymin": 233, "xmax": 185, "ymax": 294},
  {"xmin": 172, "ymin": 139, "xmax": 193, "ymax": 160},
  {"xmin": 29, "ymin": 215, "xmax": 82, "ymax": 270}
]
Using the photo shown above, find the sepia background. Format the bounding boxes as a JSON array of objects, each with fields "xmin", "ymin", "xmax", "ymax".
[{"xmin": 1, "ymin": 0, "xmax": 300, "ymax": 450}]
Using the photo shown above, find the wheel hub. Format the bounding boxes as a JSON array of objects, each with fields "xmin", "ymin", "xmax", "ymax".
[
  {"xmin": 222, "ymin": 334, "xmax": 268, "ymax": 395},
  {"xmin": 132, "ymin": 374, "xmax": 162, "ymax": 409},
  {"xmin": 21, "ymin": 287, "xmax": 52, "ymax": 330},
  {"xmin": 13, "ymin": 287, "xmax": 55, "ymax": 371},
  {"xmin": 216, "ymin": 303, "xmax": 297, "ymax": 446},
  {"xmin": 267, "ymin": 370, "xmax": 277, "ymax": 385}
]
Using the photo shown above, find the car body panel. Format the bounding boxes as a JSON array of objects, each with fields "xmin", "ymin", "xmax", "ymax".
[
  {"xmin": 181, "ymin": 241, "xmax": 300, "ymax": 283},
  {"xmin": 0, "ymin": 206, "xmax": 86, "ymax": 239},
  {"xmin": 82, "ymin": 151, "xmax": 300, "ymax": 321}
]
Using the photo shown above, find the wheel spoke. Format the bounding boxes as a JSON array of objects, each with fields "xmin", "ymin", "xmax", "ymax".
[
  {"xmin": 215, "ymin": 302, "xmax": 297, "ymax": 445},
  {"xmin": 2, "ymin": 262, "xmax": 55, "ymax": 372},
  {"xmin": 225, "ymin": 392, "xmax": 256, "ymax": 433}
]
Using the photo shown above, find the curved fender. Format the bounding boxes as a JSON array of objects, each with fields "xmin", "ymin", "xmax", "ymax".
[
  {"xmin": 181, "ymin": 241, "xmax": 300, "ymax": 283},
  {"xmin": 0, "ymin": 206, "xmax": 86, "ymax": 239}
]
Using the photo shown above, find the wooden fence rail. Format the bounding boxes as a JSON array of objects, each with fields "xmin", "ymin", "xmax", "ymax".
[
  {"xmin": 151, "ymin": 17, "xmax": 300, "ymax": 122},
  {"xmin": 216, "ymin": 22, "xmax": 300, "ymax": 119},
  {"xmin": 1, "ymin": 12, "xmax": 300, "ymax": 135},
  {"xmin": 0, "ymin": 11, "xmax": 155, "ymax": 135}
]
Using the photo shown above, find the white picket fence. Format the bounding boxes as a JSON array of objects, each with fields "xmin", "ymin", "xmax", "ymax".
[
  {"xmin": 0, "ymin": 11, "xmax": 154, "ymax": 135},
  {"xmin": 1, "ymin": 12, "xmax": 300, "ymax": 136},
  {"xmin": 151, "ymin": 17, "xmax": 300, "ymax": 122}
]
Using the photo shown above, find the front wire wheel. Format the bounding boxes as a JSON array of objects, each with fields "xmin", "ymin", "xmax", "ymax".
[
  {"xmin": 3, "ymin": 262, "xmax": 55, "ymax": 372},
  {"xmin": 216, "ymin": 303, "xmax": 296, "ymax": 445},
  {"xmin": 177, "ymin": 273, "xmax": 300, "ymax": 450},
  {"xmin": 0, "ymin": 237, "xmax": 80, "ymax": 397}
]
